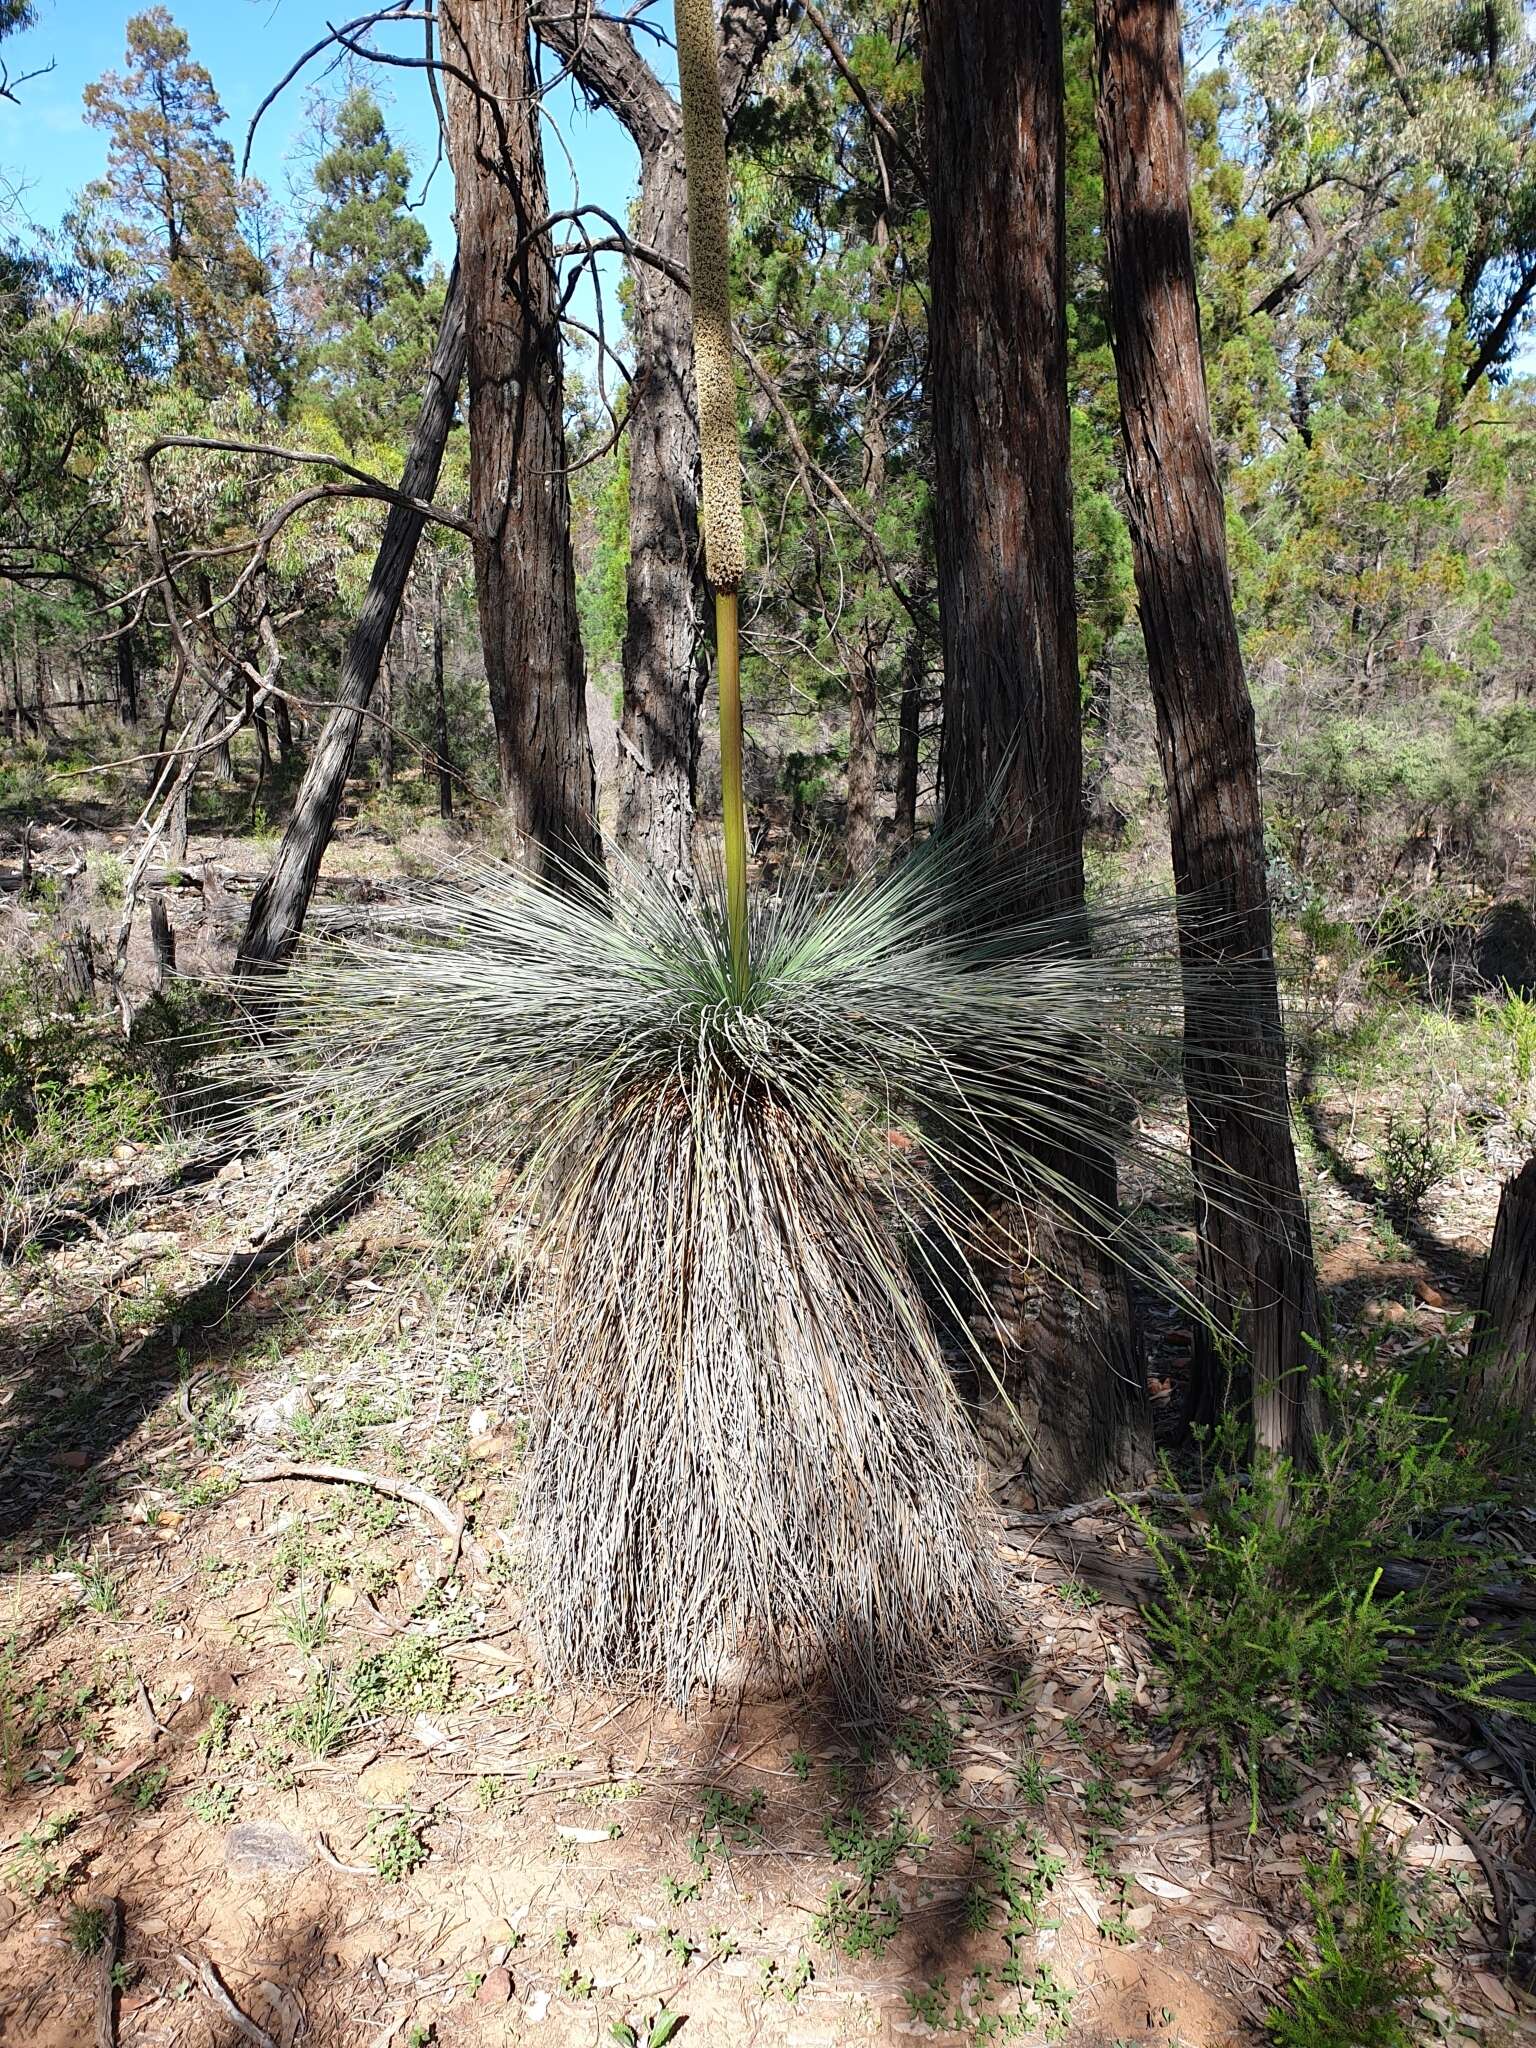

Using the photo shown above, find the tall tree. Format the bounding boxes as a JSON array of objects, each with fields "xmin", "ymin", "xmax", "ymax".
[
  {"xmin": 1093, "ymin": 0, "xmax": 1320, "ymax": 1461},
  {"xmin": 299, "ymin": 87, "xmax": 436, "ymax": 447},
  {"xmin": 441, "ymin": 0, "xmax": 601, "ymax": 878},
  {"xmin": 80, "ymin": 7, "xmax": 277, "ymax": 401},
  {"xmin": 922, "ymin": 0, "xmax": 1145, "ymax": 1498},
  {"xmin": 533, "ymin": 1, "xmax": 787, "ymax": 890}
]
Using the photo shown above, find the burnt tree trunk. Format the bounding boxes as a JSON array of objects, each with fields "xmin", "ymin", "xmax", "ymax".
[
  {"xmin": 237, "ymin": 268, "xmax": 467, "ymax": 973},
  {"xmin": 534, "ymin": 5, "xmax": 785, "ymax": 890},
  {"xmin": 1093, "ymin": 0, "xmax": 1319, "ymax": 1462},
  {"xmin": 442, "ymin": 0, "xmax": 602, "ymax": 883},
  {"xmin": 1468, "ymin": 1157, "xmax": 1536, "ymax": 1423},
  {"xmin": 923, "ymin": 0, "xmax": 1146, "ymax": 1501}
]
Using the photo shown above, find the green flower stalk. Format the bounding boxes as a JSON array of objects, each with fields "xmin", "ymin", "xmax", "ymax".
[{"xmin": 674, "ymin": 0, "xmax": 748, "ymax": 982}]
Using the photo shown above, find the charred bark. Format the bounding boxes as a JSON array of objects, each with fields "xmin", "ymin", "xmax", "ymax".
[
  {"xmin": 923, "ymin": 0, "xmax": 1146, "ymax": 1501},
  {"xmin": 1093, "ymin": 0, "xmax": 1320, "ymax": 1461},
  {"xmin": 237, "ymin": 269, "xmax": 467, "ymax": 973},
  {"xmin": 442, "ymin": 0, "xmax": 602, "ymax": 883}
]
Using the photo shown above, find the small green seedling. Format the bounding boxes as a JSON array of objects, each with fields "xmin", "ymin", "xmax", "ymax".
[{"xmin": 611, "ymin": 2010, "xmax": 684, "ymax": 2047}]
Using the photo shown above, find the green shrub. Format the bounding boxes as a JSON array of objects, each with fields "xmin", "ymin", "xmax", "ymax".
[
  {"xmin": 1267, "ymin": 1841, "xmax": 1428, "ymax": 2048},
  {"xmin": 1374, "ymin": 1104, "xmax": 1451, "ymax": 1222},
  {"xmin": 1131, "ymin": 1370, "xmax": 1510, "ymax": 1818},
  {"xmin": 86, "ymin": 850, "xmax": 127, "ymax": 906}
]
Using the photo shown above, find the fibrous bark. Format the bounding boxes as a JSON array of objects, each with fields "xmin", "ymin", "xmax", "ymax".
[
  {"xmin": 923, "ymin": 0, "xmax": 1146, "ymax": 1501},
  {"xmin": 1468, "ymin": 1157, "xmax": 1536, "ymax": 1424},
  {"xmin": 237, "ymin": 269, "xmax": 466, "ymax": 972},
  {"xmin": 442, "ymin": 0, "xmax": 602, "ymax": 881},
  {"xmin": 1093, "ymin": 0, "xmax": 1320, "ymax": 1460}
]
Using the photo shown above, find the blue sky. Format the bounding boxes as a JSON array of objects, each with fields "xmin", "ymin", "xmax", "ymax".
[{"xmin": 0, "ymin": 0, "xmax": 642, "ymax": 322}]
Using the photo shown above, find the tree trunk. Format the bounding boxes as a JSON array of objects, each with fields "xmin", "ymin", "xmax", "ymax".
[
  {"xmin": 115, "ymin": 610, "xmax": 139, "ymax": 725},
  {"xmin": 1467, "ymin": 1157, "xmax": 1536, "ymax": 1423},
  {"xmin": 533, "ymin": 6, "xmax": 785, "ymax": 891},
  {"xmin": 894, "ymin": 628, "xmax": 923, "ymax": 849},
  {"xmin": 614, "ymin": 135, "xmax": 708, "ymax": 890},
  {"xmin": 442, "ymin": 0, "xmax": 602, "ymax": 883},
  {"xmin": 273, "ymin": 690, "xmax": 292, "ymax": 759},
  {"xmin": 923, "ymin": 0, "xmax": 1146, "ymax": 1501},
  {"xmin": 433, "ymin": 576, "xmax": 453, "ymax": 820},
  {"xmin": 846, "ymin": 631, "xmax": 879, "ymax": 872},
  {"xmin": 1093, "ymin": 0, "xmax": 1320, "ymax": 1463},
  {"xmin": 237, "ymin": 268, "xmax": 467, "ymax": 973},
  {"xmin": 377, "ymin": 641, "xmax": 395, "ymax": 786}
]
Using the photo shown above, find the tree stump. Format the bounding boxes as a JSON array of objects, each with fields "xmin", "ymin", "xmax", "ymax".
[
  {"xmin": 1469, "ymin": 1157, "xmax": 1536, "ymax": 1422},
  {"xmin": 57, "ymin": 925, "xmax": 97, "ymax": 1008},
  {"xmin": 149, "ymin": 893, "xmax": 176, "ymax": 989}
]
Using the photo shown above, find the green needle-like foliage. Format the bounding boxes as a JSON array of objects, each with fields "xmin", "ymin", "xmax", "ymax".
[{"xmin": 233, "ymin": 836, "xmax": 1196, "ymax": 1702}]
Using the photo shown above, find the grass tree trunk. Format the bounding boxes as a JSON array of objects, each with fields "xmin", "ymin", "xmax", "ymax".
[
  {"xmin": 442, "ymin": 0, "xmax": 602, "ymax": 882},
  {"xmin": 1467, "ymin": 1157, "xmax": 1536, "ymax": 1424},
  {"xmin": 237, "ymin": 268, "xmax": 466, "ymax": 973},
  {"xmin": 534, "ymin": 5, "xmax": 785, "ymax": 891},
  {"xmin": 1093, "ymin": 0, "xmax": 1320, "ymax": 1462},
  {"xmin": 923, "ymin": 0, "xmax": 1146, "ymax": 1501}
]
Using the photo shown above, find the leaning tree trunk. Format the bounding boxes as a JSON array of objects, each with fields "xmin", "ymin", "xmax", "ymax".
[
  {"xmin": 1093, "ymin": 0, "xmax": 1319, "ymax": 1463},
  {"xmin": 442, "ymin": 0, "xmax": 602, "ymax": 883},
  {"xmin": 237, "ymin": 269, "xmax": 466, "ymax": 973},
  {"xmin": 1467, "ymin": 1157, "xmax": 1536, "ymax": 1424},
  {"xmin": 923, "ymin": 0, "xmax": 1146, "ymax": 1501}
]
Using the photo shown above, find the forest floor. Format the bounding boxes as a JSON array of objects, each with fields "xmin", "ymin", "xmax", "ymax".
[{"xmin": 4, "ymin": 782, "xmax": 1536, "ymax": 2048}]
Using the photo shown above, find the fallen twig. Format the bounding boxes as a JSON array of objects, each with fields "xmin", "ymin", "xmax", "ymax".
[{"xmin": 174, "ymin": 1951, "xmax": 277, "ymax": 2048}]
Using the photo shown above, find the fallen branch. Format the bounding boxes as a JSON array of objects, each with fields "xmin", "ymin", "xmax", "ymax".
[
  {"xmin": 241, "ymin": 1459, "xmax": 491, "ymax": 1574},
  {"xmin": 999, "ymin": 1487, "xmax": 1196, "ymax": 1530},
  {"xmin": 174, "ymin": 1951, "xmax": 277, "ymax": 2048}
]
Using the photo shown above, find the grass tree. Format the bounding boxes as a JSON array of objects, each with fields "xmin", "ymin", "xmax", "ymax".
[{"xmin": 245, "ymin": 0, "xmax": 1200, "ymax": 1705}]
